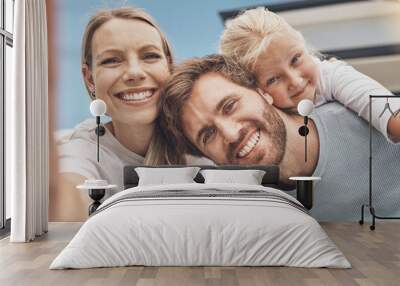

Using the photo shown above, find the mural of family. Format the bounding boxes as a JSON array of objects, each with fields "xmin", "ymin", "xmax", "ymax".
[{"xmin": 52, "ymin": 5, "xmax": 400, "ymax": 221}]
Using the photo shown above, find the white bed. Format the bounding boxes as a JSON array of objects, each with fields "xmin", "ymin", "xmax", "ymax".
[{"xmin": 50, "ymin": 183, "xmax": 350, "ymax": 269}]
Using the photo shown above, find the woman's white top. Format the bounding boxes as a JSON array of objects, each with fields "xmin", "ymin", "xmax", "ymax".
[
  {"xmin": 57, "ymin": 119, "xmax": 213, "ymax": 192},
  {"xmin": 57, "ymin": 119, "xmax": 145, "ymax": 192}
]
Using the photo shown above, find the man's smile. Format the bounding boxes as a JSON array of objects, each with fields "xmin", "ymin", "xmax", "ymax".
[{"xmin": 237, "ymin": 129, "xmax": 260, "ymax": 159}]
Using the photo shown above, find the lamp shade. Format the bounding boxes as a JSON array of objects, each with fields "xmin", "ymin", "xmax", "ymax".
[
  {"xmin": 297, "ymin": 99, "xmax": 314, "ymax": 116},
  {"xmin": 90, "ymin": 99, "xmax": 107, "ymax": 117}
]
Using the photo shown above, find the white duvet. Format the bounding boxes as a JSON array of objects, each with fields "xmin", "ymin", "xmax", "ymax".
[{"xmin": 50, "ymin": 183, "xmax": 350, "ymax": 269}]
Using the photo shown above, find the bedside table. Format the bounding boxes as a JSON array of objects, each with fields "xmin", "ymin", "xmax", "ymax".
[
  {"xmin": 77, "ymin": 180, "xmax": 117, "ymax": 215},
  {"xmin": 289, "ymin": 176, "xmax": 321, "ymax": 210}
]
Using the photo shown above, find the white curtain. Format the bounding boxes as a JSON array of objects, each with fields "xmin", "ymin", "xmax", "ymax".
[{"xmin": 8, "ymin": 0, "xmax": 49, "ymax": 242}]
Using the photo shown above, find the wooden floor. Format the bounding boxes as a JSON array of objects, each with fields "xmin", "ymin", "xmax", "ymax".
[{"xmin": 0, "ymin": 222, "xmax": 399, "ymax": 286}]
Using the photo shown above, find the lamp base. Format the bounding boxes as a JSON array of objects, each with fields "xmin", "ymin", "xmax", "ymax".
[
  {"xmin": 95, "ymin": 125, "xmax": 106, "ymax": 136},
  {"xmin": 298, "ymin": 126, "xmax": 309, "ymax": 136}
]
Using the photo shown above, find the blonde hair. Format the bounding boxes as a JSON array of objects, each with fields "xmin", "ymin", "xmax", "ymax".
[
  {"xmin": 219, "ymin": 7, "xmax": 304, "ymax": 72},
  {"xmin": 144, "ymin": 122, "xmax": 186, "ymax": 165},
  {"xmin": 81, "ymin": 7, "xmax": 178, "ymax": 165},
  {"xmin": 81, "ymin": 6, "xmax": 174, "ymax": 99}
]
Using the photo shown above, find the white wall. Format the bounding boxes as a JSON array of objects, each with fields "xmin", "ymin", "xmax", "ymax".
[{"xmin": 280, "ymin": 0, "xmax": 400, "ymax": 92}]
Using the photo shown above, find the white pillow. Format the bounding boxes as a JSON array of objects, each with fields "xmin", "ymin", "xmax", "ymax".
[
  {"xmin": 135, "ymin": 167, "xmax": 200, "ymax": 186},
  {"xmin": 200, "ymin": 169, "xmax": 266, "ymax": 185}
]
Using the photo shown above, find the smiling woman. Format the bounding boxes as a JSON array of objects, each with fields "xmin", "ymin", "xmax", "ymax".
[
  {"xmin": 82, "ymin": 17, "xmax": 171, "ymax": 130},
  {"xmin": 50, "ymin": 7, "xmax": 178, "ymax": 221}
]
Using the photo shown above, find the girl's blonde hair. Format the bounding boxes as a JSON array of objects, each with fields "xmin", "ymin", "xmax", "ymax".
[
  {"xmin": 219, "ymin": 7, "xmax": 305, "ymax": 72},
  {"xmin": 81, "ymin": 6, "xmax": 174, "ymax": 99}
]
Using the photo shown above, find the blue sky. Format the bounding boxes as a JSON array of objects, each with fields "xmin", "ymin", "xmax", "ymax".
[{"xmin": 55, "ymin": 0, "xmax": 301, "ymax": 129}]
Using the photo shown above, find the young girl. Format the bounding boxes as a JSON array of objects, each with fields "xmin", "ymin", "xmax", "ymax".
[{"xmin": 219, "ymin": 7, "xmax": 400, "ymax": 143}]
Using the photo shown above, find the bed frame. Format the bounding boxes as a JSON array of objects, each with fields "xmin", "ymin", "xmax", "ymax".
[
  {"xmin": 123, "ymin": 165, "xmax": 280, "ymax": 189},
  {"xmin": 123, "ymin": 165, "xmax": 314, "ymax": 210}
]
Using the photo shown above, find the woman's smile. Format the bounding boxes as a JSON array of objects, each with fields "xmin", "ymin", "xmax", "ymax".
[{"xmin": 113, "ymin": 88, "xmax": 158, "ymax": 105}]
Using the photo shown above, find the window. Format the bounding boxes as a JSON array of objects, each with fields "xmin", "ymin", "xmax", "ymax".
[
  {"xmin": 5, "ymin": 0, "xmax": 13, "ymax": 33},
  {"xmin": 1, "ymin": 0, "xmax": 14, "ymax": 234}
]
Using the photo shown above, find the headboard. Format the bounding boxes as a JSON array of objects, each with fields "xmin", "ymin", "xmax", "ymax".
[{"xmin": 123, "ymin": 165, "xmax": 280, "ymax": 189}]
